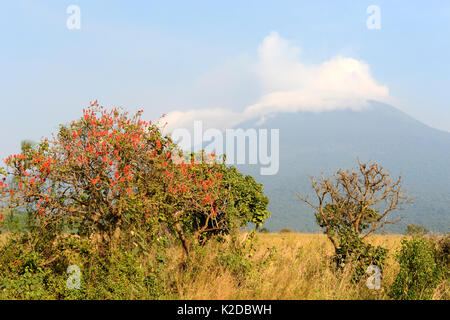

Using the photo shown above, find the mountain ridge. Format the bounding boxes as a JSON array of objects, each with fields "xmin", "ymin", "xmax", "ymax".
[{"xmin": 236, "ymin": 101, "xmax": 450, "ymax": 233}]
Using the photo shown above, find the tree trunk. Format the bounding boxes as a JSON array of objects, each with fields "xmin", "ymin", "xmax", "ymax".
[
  {"xmin": 111, "ymin": 224, "xmax": 121, "ymax": 249},
  {"xmin": 172, "ymin": 210, "xmax": 191, "ymax": 255}
]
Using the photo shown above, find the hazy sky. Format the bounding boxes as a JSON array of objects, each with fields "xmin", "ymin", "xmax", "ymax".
[{"xmin": 1, "ymin": 1, "xmax": 449, "ymax": 161}]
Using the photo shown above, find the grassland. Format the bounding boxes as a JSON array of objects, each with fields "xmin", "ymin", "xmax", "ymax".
[
  {"xmin": 159, "ymin": 232, "xmax": 448, "ymax": 300},
  {"xmin": 0, "ymin": 231, "xmax": 447, "ymax": 300}
]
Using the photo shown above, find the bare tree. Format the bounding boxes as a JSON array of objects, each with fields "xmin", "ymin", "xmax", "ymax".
[{"xmin": 297, "ymin": 159, "xmax": 412, "ymax": 251}]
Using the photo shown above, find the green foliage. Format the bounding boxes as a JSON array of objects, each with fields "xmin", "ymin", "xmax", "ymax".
[
  {"xmin": 175, "ymin": 162, "xmax": 271, "ymax": 251},
  {"xmin": 317, "ymin": 204, "xmax": 379, "ymax": 237},
  {"xmin": 0, "ymin": 232, "xmax": 174, "ymax": 299},
  {"xmin": 389, "ymin": 236, "xmax": 445, "ymax": 300},
  {"xmin": 222, "ymin": 166, "xmax": 270, "ymax": 228},
  {"xmin": 142, "ymin": 236, "xmax": 173, "ymax": 299},
  {"xmin": 216, "ymin": 232, "xmax": 256, "ymax": 279},
  {"xmin": 0, "ymin": 105, "xmax": 269, "ymax": 299},
  {"xmin": 0, "ymin": 235, "xmax": 57, "ymax": 299},
  {"xmin": 298, "ymin": 160, "xmax": 407, "ymax": 285},
  {"xmin": 405, "ymin": 224, "xmax": 429, "ymax": 236},
  {"xmin": 0, "ymin": 209, "xmax": 28, "ymax": 233},
  {"xmin": 334, "ymin": 227, "xmax": 388, "ymax": 282},
  {"xmin": 435, "ymin": 234, "xmax": 450, "ymax": 269},
  {"xmin": 20, "ymin": 140, "xmax": 36, "ymax": 154}
]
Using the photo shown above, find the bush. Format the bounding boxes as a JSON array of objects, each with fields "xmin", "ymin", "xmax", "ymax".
[
  {"xmin": 333, "ymin": 228, "xmax": 388, "ymax": 283},
  {"xmin": 0, "ymin": 104, "xmax": 270, "ymax": 257},
  {"xmin": 297, "ymin": 159, "xmax": 409, "ymax": 285},
  {"xmin": 279, "ymin": 228, "xmax": 292, "ymax": 233},
  {"xmin": 0, "ymin": 231, "xmax": 173, "ymax": 299},
  {"xmin": 0, "ymin": 103, "xmax": 270, "ymax": 299},
  {"xmin": 216, "ymin": 232, "xmax": 258, "ymax": 279},
  {"xmin": 435, "ymin": 234, "xmax": 450, "ymax": 268},
  {"xmin": 389, "ymin": 236, "xmax": 445, "ymax": 300},
  {"xmin": 405, "ymin": 224, "xmax": 428, "ymax": 236}
]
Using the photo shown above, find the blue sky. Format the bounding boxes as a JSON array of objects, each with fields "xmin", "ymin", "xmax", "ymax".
[{"xmin": 1, "ymin": 1, "xmax": 449, "ymax": 161}]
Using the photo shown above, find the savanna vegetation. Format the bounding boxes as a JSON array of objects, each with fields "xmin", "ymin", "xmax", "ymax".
[{"xmin": 0, "ymin": 103, "xmax": 448, "ymax": 300}]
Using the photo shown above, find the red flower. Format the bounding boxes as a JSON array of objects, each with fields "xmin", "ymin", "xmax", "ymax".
[
  {"xmin": 202, "ymin": 195, "xmax": 212, "ymax": 204},
  {"xmin": 123, "ymin": 165, "xmax": 131, "ymax": 173},
  {"xmin": 91, "ymin": 176, "xmax": 100, "ymax": 185}
]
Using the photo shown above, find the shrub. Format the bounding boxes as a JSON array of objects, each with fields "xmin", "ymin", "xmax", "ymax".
[
  {"xmin": 0, "ymin": 104, "xmax": 269, "ymax": 255},
  {"xmin": 0, "ymin": 103, "xmax": 270, "ymax": 299},
  {"xmin": 405, "ymin": 224, "xmax": 428, "ymax": 236},
  {"xmin": 390, "ymin": 236, "xmax": 445, "ymax": 300},
  {"xmin": 333, "ymin": 227, "xmax": 388, "ymax": 282},
  {"xmin": 435, "ymin": 234, "xmax": 450, "ymax": 268},
  {"xmin": 0, "ymin": 231, "xmax": 173, "ymax": 299},
  {"xmin": 297, "ymin": 159, "xmax": 409, "ymax": 284},
  {"xmin": 279, "ymin": 228, "xmax": 292, "ymax": 233}
]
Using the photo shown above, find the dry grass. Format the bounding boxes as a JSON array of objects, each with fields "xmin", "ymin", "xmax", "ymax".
[
  {"xmin": 0, "ymin": 233, "xmax": 9, "ymax": 246},
  {"xmin": 0, "ymin": 231, "xmax": 446, "ymax": 299},
  {"xmin": 173, "ymin": 232, "xmax": 409, "ymax": 300}
]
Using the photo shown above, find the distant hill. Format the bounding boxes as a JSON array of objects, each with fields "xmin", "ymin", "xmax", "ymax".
[{"xmin": 236, "ymin": 101, "xmax": 450, "ymax": 233}]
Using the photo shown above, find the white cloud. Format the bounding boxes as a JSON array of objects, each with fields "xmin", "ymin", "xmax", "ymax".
[
  {"xmin": 164, "ymin": 108, "xmax": 244, "ymax": 134},
  {"xmin": 164, "ymin": 31, "xmax": 392, "ymax": 133}
]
